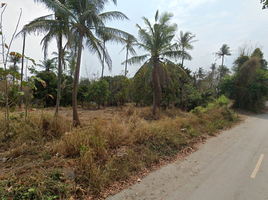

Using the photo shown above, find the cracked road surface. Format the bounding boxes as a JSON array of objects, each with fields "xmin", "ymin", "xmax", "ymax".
[{"xmin": 107, "ymin": 114, "xmax": 268, "ymax": 200}]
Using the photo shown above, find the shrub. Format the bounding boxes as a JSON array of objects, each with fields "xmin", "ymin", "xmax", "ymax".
[{"xmin": 86, "ymin": 79, "xmax": 110, "ymax": 108}]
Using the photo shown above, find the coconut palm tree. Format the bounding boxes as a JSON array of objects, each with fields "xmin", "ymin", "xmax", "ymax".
[
  {"xmin": 66, "ymin": 33, "xmax": 79, "ymax": 77},
  {"xmin": 22, "ymin": 0, "xmax": 70, "ymax": 115},
  {"xmin": 216, "ymin": 44, "xmax": 232, "ymax": 66},
  {"xmin": 67, "ymin": 0, "xmax": 131, "ymax": 126},
  {"xmin": 126, "ymin": 10, "xmax": 191, "ymax": 115},
  {"xmin": 37, "ymin": 59, "xmax": 56, "ymax": 73},
  {"xmin": 96, "ymin": 29, "xmax": 112, "ymax": 79},
  {"xmin": 120, "ymin": 35, "xmax": 137, "ymax": 76},
  {"xmin": 176, "ymin": 31, "xmax": 197, "ymax": 68}
]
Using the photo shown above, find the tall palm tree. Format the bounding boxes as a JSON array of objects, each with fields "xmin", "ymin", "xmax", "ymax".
[
  {"xmin": 66, "ymin": 33, "xmax": 79, "ymax": 77},
  {"xmin": 67, "ymin": 0, "xmax": 131, "ymax": 126},
  {"xmin": 216, "ymin": 44, "xmax": 232, "ymax": 66},
  {"xmin": 96, "ymin": 29, "xmax": 112, "ymax": 79},
  {"xmin": 209, "ymin": 63, "xmax": 217, "ymax": 88},
  {"xmin": 176, "ymin": 31, "xmax": 197, "ymax": 68},
  {"xmin": 120, "ymin": 35, "xmax": 137, "ymax": 76},
  {"xmin": 126, "ymin": 10, "xmax": 191, "ymax": 115},
  {"xmin": 22, "ymin": 0, "xmax": 70, "ymax": 115}
]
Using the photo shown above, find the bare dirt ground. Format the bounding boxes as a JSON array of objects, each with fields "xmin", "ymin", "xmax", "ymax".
[{"xmin": 12, "ymin": 105, "xmax": 128, "ymax": 126}]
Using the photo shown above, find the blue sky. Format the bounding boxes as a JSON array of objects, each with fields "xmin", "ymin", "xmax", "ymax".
[{"xmin": 3, "ymin": 0, "xmax": 268, "ymax": 79}]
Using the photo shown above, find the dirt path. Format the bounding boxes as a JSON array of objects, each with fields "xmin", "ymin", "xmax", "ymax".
[{"xmin": 107, "ymin": 113, "xmax": 268, "ymax": 200}]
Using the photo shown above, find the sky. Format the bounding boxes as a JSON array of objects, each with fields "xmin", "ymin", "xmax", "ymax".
[{"xmin": 2, "ymin": 0, "xmax": 268, "ymax": 79}]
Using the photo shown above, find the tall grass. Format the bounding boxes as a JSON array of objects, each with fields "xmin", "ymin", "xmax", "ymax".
[
  {"xmin": 0, "ymin": 101, "xmax": 239, "ymax": 198},
  {"xmin": 55, "ymin": 101, "xmax": 239, "ymax": 195}
]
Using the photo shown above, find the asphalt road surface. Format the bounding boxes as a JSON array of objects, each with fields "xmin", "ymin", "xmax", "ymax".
[{"xmin": 107, "ymin": 113, "xmax": 268, "ymax": 200}]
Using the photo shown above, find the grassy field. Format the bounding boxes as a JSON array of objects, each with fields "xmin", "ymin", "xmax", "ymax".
[{"xmin": 0, "ymin": 99, "xmax": 240, "ymax": 199}]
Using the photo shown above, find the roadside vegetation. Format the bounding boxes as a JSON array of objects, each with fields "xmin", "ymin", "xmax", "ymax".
[
  {"xmin": 0, "ymin": 96, "xmax": 239, "ymax": 199},
  {"xmin": 0, "ymin": 0, "xmax": 268, "ymax": 199}
]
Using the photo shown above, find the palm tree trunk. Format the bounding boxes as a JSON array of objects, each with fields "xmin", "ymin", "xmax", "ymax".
[
  {"xmin": 181, "ymin": 47, "xmax": 185, "ymax": 68},
  {"xmin": 222, "ymin": 55, "xmax": 224, "ymax": 66},
  {"xmin": 101, "ymin": 42, "xmax": 105, "ymax": 79},
  {"xmin": 153, "ymin": 91, "xmax": 156, "ymax": 115},
  {"xmin": 20, "ymin": 32, "xmax": 25, "ymax": 108},
  {"xmin": 125, "ymin": 46, "xmax": 129, "ymax": 76},
  {"xmin": 152, "ymin": 62, "xmax": 161, "ymax": 115},
  {"xmin": 55, "ymin": 33, "xmax": 62, "ymax": 115},
  {"xmin": 73, "ymin": 32, "xmax": 83, "ymax": 126}
]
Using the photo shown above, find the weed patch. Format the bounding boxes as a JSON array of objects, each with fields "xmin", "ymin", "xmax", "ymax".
[{"xmin": 0, "ymin": 103, "xmax": 240, "ymax": 199}]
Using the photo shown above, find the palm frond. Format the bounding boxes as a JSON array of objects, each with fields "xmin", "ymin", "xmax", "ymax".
[
  {"xmin": 164, "ymin": 59, "xmax": 192, "ymax": 83},
  {"xmin": 162, "ymin": 50, "xmax": 192, "ymax": 61},
  {"xmin": 122, "ymin": 54, "xmax": 150, "ymax": 66},
  {"xmin": 100, "ymin": 11, "xmax": 129, "ymax": 22}
]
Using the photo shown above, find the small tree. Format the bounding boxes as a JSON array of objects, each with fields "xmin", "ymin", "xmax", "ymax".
[{"xmin": 86, "ymin": 79, "xmax": 110, "ymax": 109}]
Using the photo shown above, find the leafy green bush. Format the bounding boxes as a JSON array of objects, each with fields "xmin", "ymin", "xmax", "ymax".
[
  {"xmin": 217, "ymin": 95, "xmax": 229, "ymax": 106},
  {"xmin": 86, "ymin": 79, "xmax": 110, "ymax": 108},
  {"xmin": 60, "ymin": 74, "xmax": 73, "ymax": 107},
  {"xmin": 103, "ymin": 75, "xmax": 130, "ymax": 106}
]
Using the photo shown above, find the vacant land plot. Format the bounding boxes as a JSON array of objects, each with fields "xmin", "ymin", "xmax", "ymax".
[{"xmin": 0, "ymin": 102, "xmax": 240, "ymax": 199}]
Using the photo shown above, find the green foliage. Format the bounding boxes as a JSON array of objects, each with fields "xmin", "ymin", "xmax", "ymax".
[
  {"xmin": 190, "ymin": 106, "xmax": 207, "ymax": 115},
  {"xmin": 131, "ymin": 66, "xmax": 153, "ymax": 106},
  {"xmin": 103, "ymin": 76, "xmax": 130, "ymax": 106},
  {"xmin": 86, "ymin": 79, "xmax": 110, "ymax": 108},
  {"xmin": 220, "ymin": 48, "xmax": 268, "ymax": 111},
  {"xmin": 33, "ymin": 72, "xmax": 57, "ymax": 107},
  {"xmin": 184, "ymin": 84, "xmax": 214, "ymax": 110},
  {"xmin": 77, "ymin": 85, "xmax": 88, "ymax": 107},
  {"xmin": 60, "ymin": 74, "xmax": 73, "ymax": 107},
  {"xmin": 261, "ymin": 0, "xmax": 268, "ymax": 9},
  {"xmin": 8, "ymin": 85, "xmax": 21, "ymax": 109},
  {"xmin": 217, "ymin": 95, "xmax": 229, "ymax": 106},
  {"xmin": 233, "ymin": 55, "xmax": 250, "ymax": 73}
]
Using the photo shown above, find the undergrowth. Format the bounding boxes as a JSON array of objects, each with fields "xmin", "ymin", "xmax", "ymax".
[{"xmin": 0, "ymin": 101, "xmax": 239, "ymax": 199}]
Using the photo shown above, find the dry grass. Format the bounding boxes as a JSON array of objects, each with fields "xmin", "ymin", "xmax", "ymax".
[{"xmin": 0, "ymin": 102, "xmax": 240, "ymax": 199}]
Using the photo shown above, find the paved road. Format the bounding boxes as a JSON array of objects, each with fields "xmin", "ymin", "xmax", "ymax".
[{"xmin": 107, "ymin": 114, "xmax": 268, "ymax": 200}]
